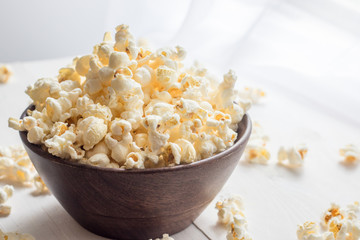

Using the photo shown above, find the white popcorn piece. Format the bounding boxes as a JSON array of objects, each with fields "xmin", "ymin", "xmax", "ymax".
[
  {"xmin": 0, "ymin": 65, "xmax": 12, "ymax": 83},
  {"xmin": 32, "ymin": 174, "xmax": 50, "ymax": 195},
  {"xmin": 244, "ymin": 122, "xmax": 270, "ymax": 164},
  {"xmin": 339, "ymin": 144, "xmax": 360, "ymax": 164},
  {"xmin": 298, "ymin": 202, "xmax": 360, "ymax": 240},
  {"xmin": 0, "ymin": 146, "xmax": 35, "ymax": 185},
  {"xmin": 238, "ymin": 87, "xmax": 265, "ymax": 104},
  {"xmin": 278, "ymin": 144, "xmax": 308, "ymax": 168},
  {"xmin": 149, "ymin": 233, "xmax": 174, "ymax": 240},
  {"xmin": 216, "ymin": 195, "xmax": 252, "ymax": 240},
  {"xmin": 0, "ymin": 229, "xmax": 36, "ymax": 240},
  {"xmin": 0, "ymin": 185, "xmax": 14, "ymax": 217},
  {"xmin": 9, "ymin": 25, "xmax": 251, "ymax": 169}
]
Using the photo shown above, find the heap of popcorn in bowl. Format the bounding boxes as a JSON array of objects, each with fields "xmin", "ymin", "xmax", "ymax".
[{"xmin": 9, "ymin": 24, "xmax": 251, "ymax": 170}]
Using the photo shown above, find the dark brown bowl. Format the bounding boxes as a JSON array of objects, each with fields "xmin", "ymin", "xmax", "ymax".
[{"xmin": 19, "ymin": 106, "xmax": 251, "ymax": 240}]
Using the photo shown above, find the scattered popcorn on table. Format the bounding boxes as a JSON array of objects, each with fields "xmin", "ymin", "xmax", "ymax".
[
  {"xmin": 0, "ymin": 65, "xmax": 12, "ymax": 84},
  {"xmin": 244, "ymin": 122, "xmax": 270, "ymax": 164},
  {"xmin": 278, "ymin": 144, "xmax": 308, "ymax": 168},
  {"xmin": 216, "ymin": 195, "xmax": 253, "ymax": 240},
  {"xmin": 0, "ymin": 228, "xmax": 35, "ymax": 240},
  {"xmin": 0, "ymin": 145, "xmax": 49, "ymax": 196},
  {"xmin": 0, "ymin": 145, "xmax": 34, "ymax": 185},
  {"xmin": 149, "ymin": 233, "xmax": 174, "ymax": 240},
  {"xmin": 297, "ymin": 202, "xmax": 360, "ymax": 240},
  {"xmin": 238, "ymin": 87, "xmax": 265, "ymax": 104},
  {"xmin": 339, "ymin": 144, "xmax": 360, "ymax": 164},
  {"xmin": 0, "ymin": 185, "xmax": 14, "ymax": 217},
  {"xmin": 9, "ymin": 24, "xmax": 251, "ymax": 169}
]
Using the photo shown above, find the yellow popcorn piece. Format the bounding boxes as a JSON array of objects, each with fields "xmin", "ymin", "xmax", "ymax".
[
  {"xmin": 0, "ymin": 65, "xmax": 12, "ymax": 84},
  {"xmin": 340, "ymin": 144, "xmax": 360, "ymax": 164},
  {"xmin": 278, "ymin": 144, "xmax": 308, "ymax": 168},
  {"xmin": 32, "ymin": 174, "xmax": 50, "ymax": 195},
  {"xmin": 0, "ymin": 228, "xmax": 35, "ymax": 240},
  {"xmin": 244, "ymin": 122, "xmax": 270, "ymax": 164},
  {"xmin": 216, "ymin": 195, "xmax": 252, "ymax": 240}
]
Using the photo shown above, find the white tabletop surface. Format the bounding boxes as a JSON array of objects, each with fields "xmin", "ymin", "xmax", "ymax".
[{"xmin": 1, "ymin": 0, "xmax": 360, "ymax": 239}]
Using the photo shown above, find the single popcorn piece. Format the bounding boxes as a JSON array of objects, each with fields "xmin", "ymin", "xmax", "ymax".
[
  {"xmin": 297, "ymin": 202, "xmax": 360, "ymax": 240},
  {"xmin": 0, "ymin": 185, "xmax": 14, "ymax": 217},
  {"xmin": 32, "ymin": 174, "xmax": 50, "ymax": 195},
  {"xmin": 244, "ymin": 122, "xmax": 270, "ymax": 164},
  {"xmin": 278, "ymin": 144, "xmax": 308, "ymax": 168},
  {"xmin": 0, "ymin": 229, "xmax": 35, "ymax": 240},
  {"xmin": 216, "ymin": 195, "xmax": 252, "ymax": 240},
  {"xmin": 8, "ymin": 24, "xmax": 251, "ymax": 169},
  {"xmin": 339, "ymin": 144, "xmax": 360, "ymax": 164},
  {"xmin": 149, "ymin": 233, "xmax": 174, "ymax": 240},
  {"xmin": 238, "ymin": 87, "xmax": 265, "ymax": 104},
  {"xmin": 0, "ymin": 65, "xmax": 12, "ymax": 84}
]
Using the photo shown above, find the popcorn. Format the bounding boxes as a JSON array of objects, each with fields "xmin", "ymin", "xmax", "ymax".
[
  {"xmin": 339, "ymin": 144, "xmax": 360, "ymax": 164},
  {"xmin": 0, "ymin": 65, "xmax": 12, "ymax": 83},
  {"xmin": 0, "ymin": 145, "xmax": 34, "ymax": 185},
  {"xmin": 32, "ymin": 174, "xmax": 50, "ymax": 195},
  {"xmin": 278, "ymin": 144, "xmax": 308, "ymax": 168},
  {"xmin": 0, "ymin": 185, "xmax": 14, "ymax": 216},
  {"xmin": 9, "ymin": 25, "xmax": 251, "ymax": 169},
  {"xmin": 238, "ymin": 87, "xmax": 265, "ymax": 104},
  {"xmin": 244, "ymin": 122, "xmax": 270, "ymax": 164},
  {"xmin": 216, "ymin": 195, "xmax": 252, "ymax": 240},
  {"xmin": 297, "ymin": 202, "xmax": 360, "ymax": 240},
  {"xmin": 149, "ymin": 233, "xmax": 174, "ymax": 240},
  {"xmin": 0, "ymin": 229, "xmax": 35, "ymax": 240}
]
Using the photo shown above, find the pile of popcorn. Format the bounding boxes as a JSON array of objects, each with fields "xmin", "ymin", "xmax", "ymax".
[
  {"xmin": 216, "ymin": 195, "xmax": 253, "ymax": 240},
  {"xmin": 297, "ymin": 202, "xmax": 360, "ymax": 240},
  {"xmin": 0, "ymin": 145, "xmax": 49, "ymax": 217},
  {"xmin": 9, "ymin": 24, "xmax": 251, "ymax": 169}
]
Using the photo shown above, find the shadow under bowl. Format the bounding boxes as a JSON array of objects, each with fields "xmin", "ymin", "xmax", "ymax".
[{"xmin": 19, "ymin": 106, "xmax": 251, "ymax": 239}]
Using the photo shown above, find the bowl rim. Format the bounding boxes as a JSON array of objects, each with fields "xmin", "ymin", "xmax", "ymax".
[{"xmin": 20, "ymin": 105, "xmax": 252, "ymax": 174}]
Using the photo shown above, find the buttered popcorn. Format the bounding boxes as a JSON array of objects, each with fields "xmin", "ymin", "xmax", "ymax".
[
  {"xmin": 0, "ymin": 65, "xmax": 12, "ymax": 84},
  {"xmin": 215, "ymin": 195, "xmax": 253, "ymax": 240},
  {"xmin": 297, "ymin": 202, "xmax": 360, "ymax": 240},
  {"xmin": 339, "ymin": 144, "xmax": 360, "ymax": 164},
  {"xmin": 0, "ymin": 229, "xmax": 35, "ymax": 240},
  {"xmin": 9, "ymin": 25, "xmax": 250, "ymax": 169},
  {"xmin": 278, "ymin": 144, "xmax": 308, "ymax": 168},
  {"xmin": 244, "ymin": 122, "xmax": 270, "ymax": 164},
  {"xmin": 149, "ymin": 234, "xmax": 174, "ymax": 240},
  {"xmin": 0, "ymin": 185, "xmax": 14, "ymax": 216}
]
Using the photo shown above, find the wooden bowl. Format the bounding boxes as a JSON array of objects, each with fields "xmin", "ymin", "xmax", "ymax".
[{"xmin": 19, "ymin": 106, "xmax": 252, "ymax": 240}]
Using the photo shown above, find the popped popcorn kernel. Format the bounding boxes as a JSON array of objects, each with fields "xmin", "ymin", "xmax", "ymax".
[
  {"xmin": 216, "ymin": 195, "xmax": 252, "ymax": 240},
  {"xmin": 244, "ymin": 122, "xmax": 270, "ymax": 164},
  {"xmin": 278, "ymin": 144, "xmax": 308, "ymax": 168},
  {"xmin": 0, "ymin": 65, "xmax": 12, "ymax": 84},
  {"xmin": 339, "ymin": 144, "xmax": 360, "ymax": 164},
  {"xmin": 0, "ymin": 228, "xmax": 35, "ymax": 240},
  {"xmin": 9, "ymin": 25, "xmax": 251, "ymax": 169},
  {"xmin": 0, "ymin": 185, "xmax": 14, "ymax": 217},
  {"xmin": 32, "ymin": 174, "xmax": 50, "ymax": 195},
  {"xmin": 238, "ymin": 87, "xmax": 265, "ymax": 104},
  {"xmin": 297, "ymin": 202, "xmax": 360, "ymax": 240},
  {"xmin": 149, "ymin": 233, "xmax": 174, "ymax": 240}
]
